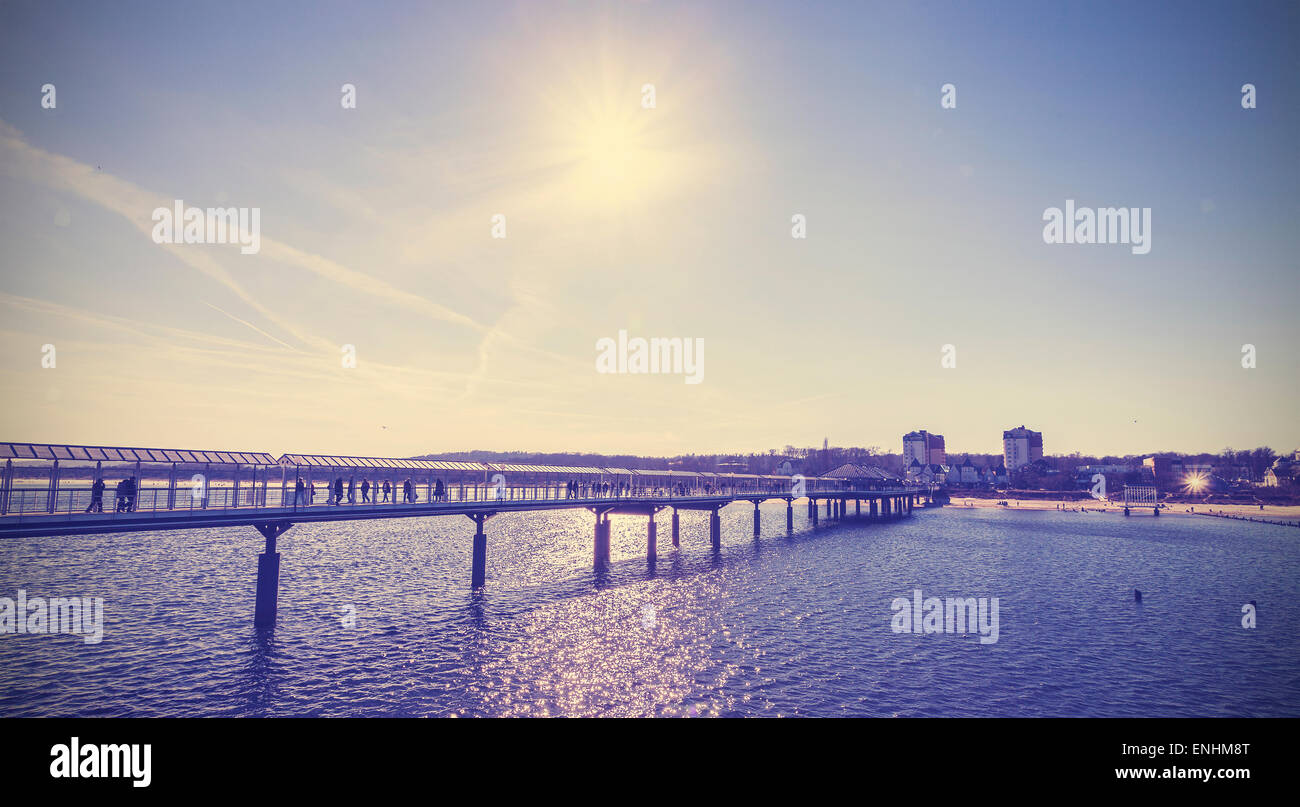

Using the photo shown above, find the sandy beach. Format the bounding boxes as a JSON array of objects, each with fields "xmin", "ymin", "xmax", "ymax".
[{"xmin": 944, "ymin": 497, "xmax": 1300, "ymax": 528}]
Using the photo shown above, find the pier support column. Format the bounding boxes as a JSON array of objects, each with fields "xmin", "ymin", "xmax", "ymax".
[
  {"xmin": 856, "ymin": 499, "xmax": 861, "ymax": 518},
  {"xmin": 825, "ymin": 499, "xmax": 831, "ymax": 519},
  {"xmin": 710, "ymin": 509, "xmax": 722, "ymax": 551},
  {"xmin": 253, "ymin": 521, "xmax": 292, "ymax": 629},
  {"xmin": 648, "ymin": 516, "xmax": 657, "ymax": 559},
  {"xmin": 753, "ymin": 502, "xmax": 761, "ymax": 538},
  {"xmin": 672, "ymin": 509, "xmax": 680, "ymax": 548},
  {"xmin": 786, "ymin": 501, "xmax": 794, "ymax": 533},
  {"xmin": 470, "ymin": 514, "xmax": 490, "ymax": 587},
  {"xmin": 812, "ymin": 500, "xmax": 819, "ymax": 526},
  {"xmin": 594, "ymin": 515, "xmax": 611, "ymax": 569}
]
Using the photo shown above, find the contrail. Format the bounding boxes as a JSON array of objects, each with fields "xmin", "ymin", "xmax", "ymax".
[{"xmin": 204, "ymin": 301, "xmax": 297, "ymax": 351}]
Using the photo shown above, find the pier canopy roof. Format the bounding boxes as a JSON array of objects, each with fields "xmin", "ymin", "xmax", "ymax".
[
  {"xmin": 0, "ymin": 441, "xmax": 276, "ymax": 466},
  {"xmin": 486, "ymin": 462, "xmax": 606, "ymax": 475},
  {"xmin": 821, "ymin": 463, "xmax": 898, "ymax": 481},
  {"xmin": 277, "ymin": 453, "xmax": 489, "ymax": 471},
  {"xmin": 633, "ymin": 468, "xmax": 699, "ymax": 478}
]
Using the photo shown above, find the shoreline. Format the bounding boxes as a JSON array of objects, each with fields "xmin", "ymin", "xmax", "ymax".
[{"xmin": 942, "ymin": 497, "xmax": 1300, "ymax": 528}]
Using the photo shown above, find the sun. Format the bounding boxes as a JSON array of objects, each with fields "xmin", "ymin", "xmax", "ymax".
[
  {"xmin": 1182, "ymin": 471, "xmax": 1209, "ymax": 495},
  {"xmin": 517, "ymin": 24, "xmax": 728, "ymax": 215},
  {"xmin": 532, "ymin": 70, "xmax": 685, "ymax": 209},
  {"xmin": 563, "ymin": 100, "xmax": 667, "ymax": 205},
  {"xmin": 577, "ymin": 115, "xmax": 643, "ymax": 183}
]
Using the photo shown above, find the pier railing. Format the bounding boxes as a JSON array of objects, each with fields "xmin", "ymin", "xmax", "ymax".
[{"xmin": 0, "ymin": 479, "xmax": 917, "ymax": 525}]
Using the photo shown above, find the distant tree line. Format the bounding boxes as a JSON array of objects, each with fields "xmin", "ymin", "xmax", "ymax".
[{"xmin": 421, "ymin": 445, "xmax": 1293, "ymax": 480}]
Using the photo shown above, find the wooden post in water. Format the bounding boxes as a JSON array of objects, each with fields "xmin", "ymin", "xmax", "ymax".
[
  {"xmin": 753, "ymin": 502, "xmax": 761, "ymax": 537},
  {"xmin": 710, "ymin": 508, "xmax": 722, "ymax": 551},
  {"xmin": 786, "ymin": 500, "xmax": 794, "ymax": 533},
  {"xmin": 648, "ymin": 515, "xmax": 657, "ymax": 559},
  {"xmin": 671, "ymin": 508, "xmax": 680, "ymax": 547}
]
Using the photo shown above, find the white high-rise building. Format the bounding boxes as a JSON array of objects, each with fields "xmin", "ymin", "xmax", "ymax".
[
  {"xmin": 903, "ymin": 430, "xmax": 946, "ymax": 468},
  {"xmin": 1002, "ymin": 425, "xmax": 1043, "ymax": 470}
]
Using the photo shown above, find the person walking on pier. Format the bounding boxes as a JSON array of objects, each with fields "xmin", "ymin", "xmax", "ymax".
[
  {"xmin": 434, "ymin": 479, "xmax": 445, "ymax": 502},
  {"xmin": 294, "ymin": 476, "xmax": 305, "ymax": 505},
  {"xmin": 347, "ymin": 476, "xmax": 356, "ymax": 504},
  {"xmin": 361, "ymin": 479, "xmax": 371, "ymax": 503},
  {"xmin": 382, "ymin": 480, "xmax": 391, "ymax": 502},
  {"xmin": 124, "ymin": 476, "xmax": 137, "ymax": 512},
  {"xmin": 309, "ymin": 480, "xmax": 317, "ymax": 504},
  {"xmin": 401, "ymin": 478, "xmax": 413, "ymax": 503},
  {"xmin": 86, "ymin": 477, "xmax": 105, "ymax": 513},
  {"xmin": 333, "ymin": 476, "xmax": 344, "ymax": 505}
]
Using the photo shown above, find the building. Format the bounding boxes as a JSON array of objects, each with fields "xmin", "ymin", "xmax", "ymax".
[
  {"xmin": 1265, "ymin": 458, "xmax": 1300, "ymax": 488},
  {"xmin": 1002, "ymin": 426, "xmax": 1043, "ymax": 470},
  {"xmin": 1142, "ymin": 456, "xmax": 1184, "ymax": 482},
  {"xmin": 821, "ymin": 463, "xmax": 902, "ymax": 489},
  {"xmin": 903, "ymin": 430, "xmax": 946, "ymax": 467},
  {"xmin": 773, "ymin": 457, "xmax": 803, "ymax": 476},
  {"xmin": 1075, "ymin": 464, "xmax": 1136, "ymax": 474}
]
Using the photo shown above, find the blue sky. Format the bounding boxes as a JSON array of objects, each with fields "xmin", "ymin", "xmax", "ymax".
[{"xmin": 0, "ymin": 0, "xmax": 1296, "ymax": 458}]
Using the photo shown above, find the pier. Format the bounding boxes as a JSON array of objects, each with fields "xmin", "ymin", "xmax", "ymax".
[{"xmin": 0, "ymin": 441, "xmax": 922, "ymax": 627}]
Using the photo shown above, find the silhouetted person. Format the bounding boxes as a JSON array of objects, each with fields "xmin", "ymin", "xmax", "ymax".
[
  {"xmin": 348, "ymin": 476, "xmax": 356, "ymax": 504},
  {"xmin": 309, "ymin": 481, "xmax": 317, "ymax": 503},
  {"xmin": 435, "ymin": 479, "xmax": 445, "ymax": 502},
  {"xmin": 295, "ymin": 477, "xmax": 305, "ymax": 505},
  {"xmin": 125, "ymin": 476, "xmax": 137, "ymax": 512},
  {"xmin": 382, "ymin": 480, "xmax": 391, "ymax": 502},
  {"xmin": 333, "ymin": 477, "xmax": 344, "ymax": 505},
  {"xmin": 362, "ymin": 479, "xmax": 371, "ymax": 503},
  {"xmin": 86, "ymin": 477, "xmax": 105, "ymax": 513}
]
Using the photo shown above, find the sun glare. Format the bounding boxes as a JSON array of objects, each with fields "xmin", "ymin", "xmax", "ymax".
[
  {"xmin": 1183, "ymin": 471, "xmax": 1209, "ymax": 495},
  {"xmin": 579, "ymin": 116, "xmax": 642, "ymax": 183}
]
